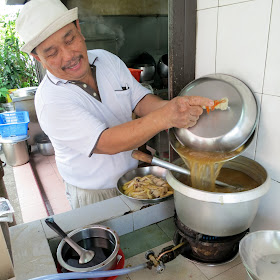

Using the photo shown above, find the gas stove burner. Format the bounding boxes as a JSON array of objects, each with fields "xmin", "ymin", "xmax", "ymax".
[
  {"xmin": 173, "ymin": 230, "xmax": 241, "ymax": 266},
  {"xmin": 173, "ymin": 214, "xmax": 249, "ymax": 266}
]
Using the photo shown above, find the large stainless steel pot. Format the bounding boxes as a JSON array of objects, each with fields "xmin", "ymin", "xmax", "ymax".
[
  {"xmin": 57, "ymin": 225, "xmax": 120, "ymax": 274},
  {"xmin": 166, "ymin": 156, "xmax": 270, "ymax": 237}
]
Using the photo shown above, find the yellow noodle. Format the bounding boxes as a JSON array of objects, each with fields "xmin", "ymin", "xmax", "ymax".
[{"xmin": 122, "ymin": 175, "xmax": 174, "ymax": 199}]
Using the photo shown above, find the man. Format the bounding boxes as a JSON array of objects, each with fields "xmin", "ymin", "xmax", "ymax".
[{"xmin": 16, "ymin": 0, "xmax": 213, "ymax": 208}]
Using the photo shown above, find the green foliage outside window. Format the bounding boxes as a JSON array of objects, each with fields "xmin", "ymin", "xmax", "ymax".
[{"xmin": 0, "ymin": 12, "xmax": 38, "ymax": 102}]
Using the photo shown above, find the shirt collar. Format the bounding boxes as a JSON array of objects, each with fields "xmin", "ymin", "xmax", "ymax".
[{"xmin": 46, "ymin": 51, "xmax": 98, "ymax": 85}]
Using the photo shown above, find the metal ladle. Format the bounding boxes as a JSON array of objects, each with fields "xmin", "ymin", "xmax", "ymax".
[
  {"xmin": 132, "ymin": 150, "xmax": 244, "ymax": 191},
  {"xmin": 45, "ymin": 218, "xmax": 95, "ymax": 264}
]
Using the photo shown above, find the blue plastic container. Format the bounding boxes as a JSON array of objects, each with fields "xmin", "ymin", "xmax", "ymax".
[{"xmin": 0, "ymin": 111, "xmax": 30, "ymax": 138}]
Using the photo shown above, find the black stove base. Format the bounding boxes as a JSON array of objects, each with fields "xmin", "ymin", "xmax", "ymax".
[
  {"xmin": 173, "ymin": 230, "xmax": 240, "ymax": 266},
  {"xmin": 173, "ymin": 214, "xmax": 249, "ymax": 266}
]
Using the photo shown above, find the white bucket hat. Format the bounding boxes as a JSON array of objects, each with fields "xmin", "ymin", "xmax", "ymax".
[{"xmin": 16, "ymin": 0, "xmax": 78, "ymax": 54}]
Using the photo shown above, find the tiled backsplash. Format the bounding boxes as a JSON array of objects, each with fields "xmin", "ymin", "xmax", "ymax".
[{"xmin": 196, "ymin": 0, "xmax": 280, "ymax": 231}]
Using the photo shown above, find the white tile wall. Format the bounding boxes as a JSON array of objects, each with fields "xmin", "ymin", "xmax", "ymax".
[
  {"xmin": 255, "ymin": 94, "xmax": 280, "ymax": 182},
  {"xmin": 119, "ymin": 195, "xmax": 150, "ymax": 212},
  {"xmin": 102, "ymin": 213, "xmax": 134, "ymax": 236},
  {"xmin": 197, "ymin": 0, "xmax": 218, "ymax": 10},
  {"xmin": 219, "ymin": 0, "xmax": 254, "ymax": 6},
  {"xmin": 263, "ymin": 0, "xmax": 280, "ymax": 96},
  {"xmin": 251, "ymin": 179, "xmax": 280, "ymax": 231},
  {"xmin": 216, "ymin": 0, "xmax": 272, "ymax": 93},
  {"xmin": 196, "ymin": 8, "xmax": 218, "ymax": 78},
  {"xmin": 241, "ymin": 92, "xmax": 262, "ymax": 160},
  {"xmin": 196, "ymin": 0, "xmax": 280, "ymax": 231},
  {"xmin": 41, "ymin": 196, "xmax": 130, "ymax": 239},
  {"xmin": 133, "ymin": 199, "xmax": 174, "ymax": 230}
]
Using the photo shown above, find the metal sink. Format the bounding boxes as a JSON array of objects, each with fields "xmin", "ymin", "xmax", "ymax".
[{"xmin": 11, "ymin": 87, "xmax": 37, "ymax": 101}]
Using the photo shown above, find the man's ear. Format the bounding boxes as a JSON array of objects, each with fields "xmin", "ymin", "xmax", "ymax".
[
  {"xmin": 76, "ymin": 19, "xmax": 81, "ymax": 31},
  {"xmin": 76, "ymin": 20, "xmax": 85, "ymax": 40},
  {"xmin": 30, "ymin": 53, "xmax": 41, "ymax": 62}
]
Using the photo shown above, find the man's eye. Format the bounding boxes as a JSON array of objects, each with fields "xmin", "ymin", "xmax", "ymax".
[
  {"xmin": 48, "ymin": 52, "xmax": 57, "ymax": 57},
  {"xmin": 47, "ymin": 51, "xmax": 57, "ymax": 57},
  {"xmin": 66, "ymin": 36, "xmax": 75, "ymax": 44}
]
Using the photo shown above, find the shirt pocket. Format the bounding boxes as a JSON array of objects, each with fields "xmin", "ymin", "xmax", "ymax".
[{"xmin": 114, "ymin": 88, "xmax": 133, "ymax": 120}]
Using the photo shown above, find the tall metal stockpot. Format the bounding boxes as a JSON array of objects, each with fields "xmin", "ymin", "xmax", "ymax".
[{"xmin": 166, "ymin": 156, "xmax": 270, "ymax": 237}]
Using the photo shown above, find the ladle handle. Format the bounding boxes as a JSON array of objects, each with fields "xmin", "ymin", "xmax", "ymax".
[
  {"xmin": 132, "ymin": 150, "xmax": 190, "ymax": 175},
  {"xmin": 45, "ymin": 218, "xmax": 90, "ymax": 261},
  {"xmin": 131, "ymin": 150, "xmax": 240, "ymax": 190},
  {"xmin": 132, "ymin": 150, "xmax": 153, "ymax": 164},
  {"xmin": 45, "ymin": 218, "xmax": 67, "ymax": 238}
]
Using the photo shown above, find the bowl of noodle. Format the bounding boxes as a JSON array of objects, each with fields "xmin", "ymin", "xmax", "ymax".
[{"xmin": 116, "ymin": 166, "xmax": 174, "ymax": 203}]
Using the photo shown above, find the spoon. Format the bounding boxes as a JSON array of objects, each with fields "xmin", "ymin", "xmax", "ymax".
[
  {"xmin": 132, "ymin": 150, "xmax": 244, "ymax": 191},
  {"xmin": 45, "ymin": 217, "xmax": 95, "ymax": 264}
]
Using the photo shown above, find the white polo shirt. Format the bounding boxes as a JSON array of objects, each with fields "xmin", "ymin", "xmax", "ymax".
[{"xmin": 35, "ymin": 49, "xmax": 151, "ymax": 190}]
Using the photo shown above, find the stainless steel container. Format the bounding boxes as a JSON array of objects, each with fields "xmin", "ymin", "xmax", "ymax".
[
  {"xmin": 36, "ymin": 135, "xmax": 54, "ymax": 156},
  {"xmin": 0, "ymin": 135, "xmax": 30, "ymax": 167},
  {"xmin": 166, "ymin": 156, "xmax": 270, "ymax": 237},
  {"xmin": 37, "ymin": 141, "xmax": 54, "ymax": 156},
  {"xmin": 10, "ymin": 87, "xmax": 44, "ymax": 145},
  {"xmin": 157, "ymin": 54, "xmax": 168, "ymax": 78},
  {"xmin": 57, "ymin": 225, "xmax": 120, "ymax": 274},
  {"xmin": 134, "ymin": 64, "xmax": 155, "ymax": 82},
  {"xmin": 239, "ymin": 230, "xmax": 280, "ymax": 280}
]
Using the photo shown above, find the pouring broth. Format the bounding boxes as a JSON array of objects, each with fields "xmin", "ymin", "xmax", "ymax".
[{"xmin": 175, "ymin": 143, "xmax": 258, "ymax": 193}]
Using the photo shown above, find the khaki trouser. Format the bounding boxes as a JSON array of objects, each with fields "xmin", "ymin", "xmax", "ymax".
[{"xmin": 65, "ymin": 182, "xmax": 119, "ymax": 209}]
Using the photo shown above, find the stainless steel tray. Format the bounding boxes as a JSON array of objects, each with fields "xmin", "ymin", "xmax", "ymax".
[{"xmin": 116, "ymin": 166, "xmax": 173, "ymax": 203}]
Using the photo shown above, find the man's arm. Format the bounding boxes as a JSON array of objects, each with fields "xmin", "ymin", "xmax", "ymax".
[
  {"xmin": 133, "ymin": 94, "xmax": 168, "ymax": 117},
  {"xmin": 93, "ymin": 95, "xmax": 213, "ymax": 155}
]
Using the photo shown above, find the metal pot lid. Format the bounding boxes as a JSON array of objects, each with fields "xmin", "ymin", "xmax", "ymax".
[
  {"xmin": 0, "ymin": 135, "xmax": 29, "ymax": 143},
  {"xmin": 173, "ymin": 74, "xmax": 259, "ymax": 152}
]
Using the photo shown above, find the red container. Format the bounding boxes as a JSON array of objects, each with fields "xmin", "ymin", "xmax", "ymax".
[
  {"xmin": 56, "ymin": 248, "xmax": 125, "ymax": 280},
  {"xmin": 128, "ymin": 68, "xmax": 142, "ymax": 82}
]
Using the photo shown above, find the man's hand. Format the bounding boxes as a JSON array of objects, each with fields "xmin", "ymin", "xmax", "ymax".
[{"xmin": 158, "ymin": 96, "xmax": 214, "ymax": 129}]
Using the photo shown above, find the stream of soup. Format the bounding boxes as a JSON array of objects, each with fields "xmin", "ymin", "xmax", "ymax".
[{"xmin": 175, "ymin": 142, "xmax": 258, "ymax": 193}]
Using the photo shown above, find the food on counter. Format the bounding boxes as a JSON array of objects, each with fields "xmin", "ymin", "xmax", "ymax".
[
  {"xmin": 122, "ymin": 174, "xmax": 173, "ymax": 199},
  {"xmin": 203, "ymin": 97, "xmax": 228, "ymax": 114}
]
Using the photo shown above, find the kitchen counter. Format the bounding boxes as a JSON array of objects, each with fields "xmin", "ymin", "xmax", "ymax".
[{"xmin": 9, "ymin": 195, "xmax": 249, "ymax": 280}]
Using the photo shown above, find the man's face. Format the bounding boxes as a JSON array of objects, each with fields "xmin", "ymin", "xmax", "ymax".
[{"xmin": 32, "ymin": 21, "xmax": 90, "ymax": 82}]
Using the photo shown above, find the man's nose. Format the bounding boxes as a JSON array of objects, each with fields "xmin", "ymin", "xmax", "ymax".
[{"xmin": 61, "ymin": 46, "xmax": 74, "ymax": 62}]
